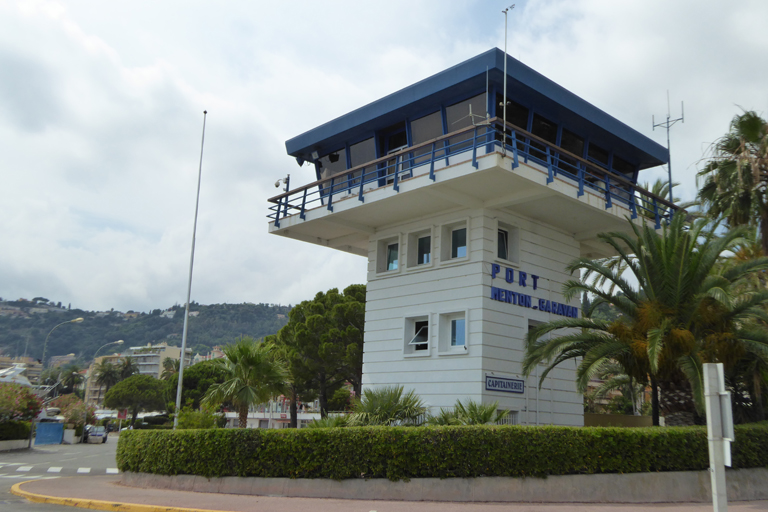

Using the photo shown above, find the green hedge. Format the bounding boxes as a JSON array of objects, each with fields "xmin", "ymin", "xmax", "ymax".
[
  {"xmin": 0, "ymin": 421, "xmax": 31, "ymax": 441},
  {"xmin": 117, "ymin": 424, "xmax": 768, "ymax": 481}
]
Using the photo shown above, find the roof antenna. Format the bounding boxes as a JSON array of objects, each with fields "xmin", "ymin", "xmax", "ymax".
[
  {"xmin": 502, "ymin": 4, "xmax": 515, "ymax": 157},
  {"xmin": 652, "ymin": 91, "xmax": 684, "ymax": 203}
]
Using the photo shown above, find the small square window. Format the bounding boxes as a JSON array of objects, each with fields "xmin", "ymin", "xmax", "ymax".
[
  {"xmin": 451, "ymin": 228, "xmax": 467, "ymax": 258},
  {"xmin": 376, "ymin": 236, "xmax": 401, "ymax": 274},
  {"xmin": 451, "ymin": 318, "xmax": 466, "ymax": 346},
  {"xmin": 387, "ymin": 243, "xmax": 399, "ymax": 270},
  {"xmin": 417, "ymin": 236, "xmax": 431, "ymax": 265},
  {"xmin": 404, "ymin": 315, "xmax": 430, "ymax": 355}
]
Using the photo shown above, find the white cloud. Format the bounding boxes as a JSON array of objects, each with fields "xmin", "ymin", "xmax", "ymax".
[{"xmin": 1, "ymin": 0, "xmax": 767, "ymax": 313}]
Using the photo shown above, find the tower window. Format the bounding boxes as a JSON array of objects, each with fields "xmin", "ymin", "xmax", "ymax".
[{"xmin": 451, "ymin": 228, "xmax": 467, "ymax": 259}]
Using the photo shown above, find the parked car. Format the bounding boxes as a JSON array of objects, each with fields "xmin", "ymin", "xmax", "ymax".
[{"xmin": 87, "ymin": 425, "xmax": 108, "ymax": 444}]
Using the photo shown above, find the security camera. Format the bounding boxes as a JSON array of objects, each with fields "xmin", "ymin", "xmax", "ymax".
[{"xmin": 275, "ymin": 180, "xmax": 281, "ymax": 188}]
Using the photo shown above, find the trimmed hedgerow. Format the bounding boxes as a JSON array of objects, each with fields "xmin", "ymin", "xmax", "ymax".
[
  {"xmin": 116, "ymin": 424, "xmax": 768, "ymax": 481},
  {"xmin": 0, "ymin": 420, "xmax": 31, "ymax": 441}
]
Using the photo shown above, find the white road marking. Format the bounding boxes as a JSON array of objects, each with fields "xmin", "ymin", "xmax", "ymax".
[
  {"xmin": 77, "ymin": 467, "xmax": 90, "ymax": 474},
  {"xmin": 16, "ymin": 466, "xmax": 32, "ymax": 472},
  {"xmin": 48, "ymin": 467, "xmax": 62, "ymax": 473},
  {"xmin": 106, "ymin": 468, "xmax": 119, "ymax": 474},
  {"xmin": 1, "ymin": 474, "xmax": 57, "ymax": 480},
  {"xmin": 0, "ymin": 463, "xmax": 26, "ymax": 466}
]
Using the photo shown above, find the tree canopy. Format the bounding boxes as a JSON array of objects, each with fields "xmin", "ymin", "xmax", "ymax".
[
  {"xmin": 276, "ymin": 285, "xmax": 365, "ymax": 419},
  {"xmin": 104, "ymin": 374, "xmax": 166, "ymax": 426},
  {"xmin": 165, "ymin": 359, "xmax": 228, "ymax": 410}
]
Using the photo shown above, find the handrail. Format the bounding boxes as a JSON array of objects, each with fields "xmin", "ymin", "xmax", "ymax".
[{"xmin": 269, "ymin": 117, "xmax": 677, "ymax": 212}]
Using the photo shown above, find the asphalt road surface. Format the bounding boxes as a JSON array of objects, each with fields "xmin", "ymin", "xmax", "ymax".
[{"xmin": 0, "ymin": 434, "xmax": 119, "ymax": 511}]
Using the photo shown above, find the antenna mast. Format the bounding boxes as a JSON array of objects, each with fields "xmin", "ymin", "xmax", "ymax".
[
  {"xmin": 502, "ymin": 4, "xmax": 515, "ymax": 156},
  {"xmin": 652, "ymin": 91, "xmax": 684, "ymax": 203}
]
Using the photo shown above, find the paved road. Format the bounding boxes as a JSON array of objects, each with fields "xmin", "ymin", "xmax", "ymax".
[{"xmin": 0, "ymin": 436, "xmax": 118, "ymax": 511}]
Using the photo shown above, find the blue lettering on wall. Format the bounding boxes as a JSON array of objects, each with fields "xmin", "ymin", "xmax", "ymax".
[
  {"xmin": 505, "ymin": 268, "xmax": 514, "ymax": 284},
  {"xmin": 485, "ymin": 375, "xmax": 525, "ymax": 394},
  {"xmin": 490, "ymin": 264, "xmax": 578, "ymax": 318}
]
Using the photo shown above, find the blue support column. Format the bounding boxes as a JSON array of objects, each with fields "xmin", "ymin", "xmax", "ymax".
[
  {"xmin": 274, "ymin": 197, "xmax": 282, "ymax": 227},
  {"xmin": 546, "ymin": 148, "xmax": 554, "ymax": 184},
  {"xmin": 629, "ymin": 187, "xmax": 638, "ymax": 219},
  {"xmin": 300, "ymin": 188, "xmax": 307, "ymax": 220},
  {"xmin": 429, "ymin": 143, "xmax": 436, "ymax": 181},
  {"xmin": 653, "ymin": 199, "xmax": 661, "ymax": 229},
  {"xmin": 511, "ymin": 133, "xmax": 519, "ymax": 169},
  {"xmin": 471, "ymin": 127, "xmax": 478, "ymax": 169},
  {"xmin": 577, "ymin": 163, "xmax": 585, "ymax": 197},
  {"xmin": 604, "ymin": 174, "xmax": 612, "ymax": 209},
  {"xmin": 393, "ymin": 161, "xmax": 399, "ymax": 192},
  {"xmin": 327, "ymin": 178, "xmax": 334, "ymax": 212},
  {"xmin": 357, "ymin": 167, "xmax": 365, "ymax": 202}
]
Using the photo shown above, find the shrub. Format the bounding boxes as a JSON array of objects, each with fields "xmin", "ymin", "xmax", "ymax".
[
  {"xmin": 176, "ymin": 406, "xmax": 223, "ymax": 430},
  {"xmin": 50, "ymin": 395, "xmax": 95, "ymax": 427},
  {"xmin": 0, "ymin": 383, "xmax": 42, "ymax": 422},
  {"xmin": 0, "ymin": 420, "xmax": 31, "ymax": 441},
  {"xmin": 116, "ymin": 423, "xmax": 768, "ymax": 481}
]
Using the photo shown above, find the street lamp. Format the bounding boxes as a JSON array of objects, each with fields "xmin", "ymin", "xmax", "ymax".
[
  {"xmin": 41, "ymin": 318, "xmax": 84, "ymax": 370},
  {"xmin": 82, "ymin": 339, "xmax": 124, "ymax": 443}
]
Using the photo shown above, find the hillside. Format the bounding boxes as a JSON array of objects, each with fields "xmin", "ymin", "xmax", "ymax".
[{"xmin": 0, "ymin": 300, "xmax": 291, "ymax": 364}]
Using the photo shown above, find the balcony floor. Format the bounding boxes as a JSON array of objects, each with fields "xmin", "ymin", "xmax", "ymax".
[{"xmin": 269, "ymin": 151, "xmax": 650, "ymax": 259}]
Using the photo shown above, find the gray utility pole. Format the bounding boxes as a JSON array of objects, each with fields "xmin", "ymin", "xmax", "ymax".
[
  {"xmin": 703, "ymin": 363, "xmax": 734, "ymax": 512},
  {"xmin": 652, "ymin": 91, "xmax": 684, "ymax": 203}
]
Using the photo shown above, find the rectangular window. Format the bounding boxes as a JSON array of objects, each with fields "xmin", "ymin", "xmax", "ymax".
[
  {"xmin": 349, "ymin": 137, "xmax": 376, "ymax": 187},
  {"xmin": 451, "ymin": 318, "xmax": 466, "ymax": 346},
  {"xmin": 387, "ymin": 243, "xmax": 399, "ymax": 270},
  {"xmin": 557, "ymin": 128, "xmax": 585, "ymax": 174},
  {"xmin": 410, "ymin": 321, "xmax": 429, "ymax": 351},
  {"xmin": 446, "ymin": 94, "xmax": 487, "ymax": 152},
  {"xmin": 451, "ymin": 228, "xmax": 467, "ymax": 259},
  {"xmin": 530, "ymin": 113, "xmax": 558, "ymax": 162},
  {"xmin": 417, "ymin": 236, "xmax": 431, "ymax": 265},
  {"xmin": 497, "ymin": 229, "xmax": 509, "ymax": 260},
  {"xmin": 410, "ymin": 111, "xmax": 444, "ymax": 161},
  {"xmin": 587, "ymin": 143, "xmax": 609, "ymax": 168}
]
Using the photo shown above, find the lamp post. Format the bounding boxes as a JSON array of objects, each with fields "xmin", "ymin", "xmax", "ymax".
[
  {"xmin": 42, "ymin": 318, "xmax": 84, "ymax": 370},
  {"xmin": 81, "ymin": 339, "xmax": 124, "ymax": 443}
]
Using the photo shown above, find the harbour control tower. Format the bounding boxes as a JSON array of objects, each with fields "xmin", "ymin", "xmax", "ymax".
[{"xmin": 268, "ymin": 49, "xmax": 675, "ymax": 426}]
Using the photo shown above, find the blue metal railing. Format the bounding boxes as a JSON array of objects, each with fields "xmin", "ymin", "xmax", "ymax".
[{"xmin": 268, "ymin": 118, "xmax": 678, "ymax": 228}]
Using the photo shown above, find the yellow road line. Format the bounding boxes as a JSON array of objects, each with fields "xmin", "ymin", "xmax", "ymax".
[{"xmin": 11, "ymin": 479, "xmax": 233, "ymax": 512}]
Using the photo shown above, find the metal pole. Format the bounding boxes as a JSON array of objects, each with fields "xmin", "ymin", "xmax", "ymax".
[
  {"xmin": 704, "ymin": 363, "xmax": 729, "ymax": 512},
  {"xmin": 174, "ymin": 110, "xmax": 208, "ymax": 429},
  {"xmin": 502, "ymin": 6, "xmax": 514, "ymax": 155}
]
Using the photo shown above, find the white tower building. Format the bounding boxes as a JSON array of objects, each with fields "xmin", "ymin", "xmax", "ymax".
[{"xmin": 268, "ymin": 49, "xmax": 676, "ymax": 426}]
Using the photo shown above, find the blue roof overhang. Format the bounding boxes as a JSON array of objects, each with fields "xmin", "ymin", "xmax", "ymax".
[{"xmin": 285, "ymin": 48, "xmax": 667, "ymax": 170}]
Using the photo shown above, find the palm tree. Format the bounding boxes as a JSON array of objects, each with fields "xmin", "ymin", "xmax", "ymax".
[
  {"xmin": 60, "ymin": 364, "xmax": 83, "ymax": 393},
  {"xmin": 348, "ymin": 385, "xmax": 426, "ymax": 426},
  {"xmin": 93, "ymin": 361, "xmax": 120, "ymax": 394},
  {"xmin": 524, "ymin": 214, "xmax": 768, "ymax": 426},
  {"xmin": 118, "ymin": 357, "xmax": 138, "ymax": 380},
  {"xmin": 427, "ymin": 399, "xmax": 509, "ymax": 425},
  {"xmin": 161, "ymin": 357, "xmax": 180, "ymax": 380},
  {"xmin": 202, "ymin": 337, "xmax": 287, "ymax": 428},
  {"xmin": 698, "ymin": 111, "xmax": 768, "ymax": 254}
]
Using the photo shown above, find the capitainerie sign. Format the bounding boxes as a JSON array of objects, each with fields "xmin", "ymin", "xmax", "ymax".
[
  {"xmin": 485, "ymin": 375, "xmax": 524, "ymax": 394},
  {"xmin": 489, "ymin": 263, "xmax": 579, "ymax": 318}
]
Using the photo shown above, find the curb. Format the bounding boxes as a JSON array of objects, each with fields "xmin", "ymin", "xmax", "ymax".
[{"xmin": 10, "ymin": 479, "xmax": 231, "ymax": 512}]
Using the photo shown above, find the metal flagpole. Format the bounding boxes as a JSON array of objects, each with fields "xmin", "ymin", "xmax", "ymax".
[
  {"xmin": 173, "ymin": 110, "xmax": 208, "ymax": 429},
  {"xmin": 652, "ymin": 91, "xmax": 684, "ymax": 203},
  {"xmin": 502, "ymin": 5, "xmax": 515, "ymax": 156}
]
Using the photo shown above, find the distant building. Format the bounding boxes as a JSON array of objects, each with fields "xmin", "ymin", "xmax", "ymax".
[
  {"xmin": 126, "ymin": 342, "xmax": 192, "ymax": 379},
  {"xmin": 160, "ymin": 310, "xmax": 176, "ymax": 319},
  {"xmin": 49, "ymin": 353, "xmax": 76, "ymax": 368},
  {"xmin": 85, "ymin": 354, "xmax": 123, "ymax": 407}
]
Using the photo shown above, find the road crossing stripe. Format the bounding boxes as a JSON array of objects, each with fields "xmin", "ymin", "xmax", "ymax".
[
  {"xmin": 17, "ymin": 466, "xmax": 32, "ymax": 472},
  {"xmin": 47, "ymin": 467, "xmax": 62, "ymax": 473},
  {"xmin": 106, "ymin": 468, "xmax": 119, "ymax": 474},
  {"xmin": 76, "ymin": 468, "xmax": 90, "ymax": 474}
]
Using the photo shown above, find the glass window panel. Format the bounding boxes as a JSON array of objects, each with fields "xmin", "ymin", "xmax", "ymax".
[
  {"xmin": 530, "ymin": 113, "xmax": 558, "ymax": 162},
  {"xmin": 417, "ymin": 236, "xmax": 431, "ymax": 265},
  {"xmin": 498, "ymin": 229, "xmax": 508, "ymax": 260},
  {"xmin": 451, "ymin": 228, "xmax": 467, "ymax": 259},
  {"xmin": 587, "ymin": 143, "xmax": 609, "ymax": 168},
  {"xmin": 612, "ymin": 155, "xmax": 635, "ymax": 177},
  {"xmin": 558, "ymin": 128, "xmax": 584, "ymax": 173},
  {"xmin": 411, "ymin": 321, "xmax": 429, "ymax": 351},
  {"xmin": 386, "ymin": 243, "xmax": 399, "ymax": 271},
  {"xmin": 451, "ymin": 318, "xmax": 466, "ymax": 346},
  {"xmin": 410, "ymin": 111, "xmax": 444, "ymax": 159},
  {"xmin": 348, "ymin": 137, "xmax": 375, "ymax": 187},
  {"xmin": 446, "ymin": 94, "xmax": 487, "ymax": 153}
]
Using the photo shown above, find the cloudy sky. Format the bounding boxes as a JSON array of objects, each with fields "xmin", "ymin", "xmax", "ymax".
[{"xmin": 1, "ymin": 0, "xmax": 766, "ymax": 313}]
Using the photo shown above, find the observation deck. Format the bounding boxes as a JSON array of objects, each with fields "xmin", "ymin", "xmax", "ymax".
[{"xmin": 268, "ymin": 49, "xmax": 675, "ymax": 259}]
